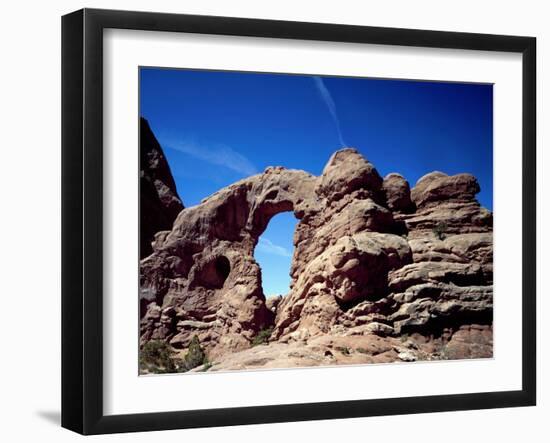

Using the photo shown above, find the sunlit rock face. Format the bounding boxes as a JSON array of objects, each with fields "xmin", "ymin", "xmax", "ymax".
[{"xmin": 140, "ymin": 140, "xmax": 493, "ymax": 366}]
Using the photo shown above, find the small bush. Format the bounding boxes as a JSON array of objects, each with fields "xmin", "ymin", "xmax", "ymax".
[
  {"xmin": 140, "ymin": 337, "xmax": 210, "ymax": 374},
  {"xmin": 356, "ymin": 347, "xmax": 369, "ymax": 354},
  {"xmin": 200, "ymin": 357, "xmax": 213, "ymax": 372},
  {"xmin": 181, "ymin": 335, "xmax": 207, "ymax": 371},
  {"xmin": 251, "ymin": 326, "xmax": 274, "ymax": 347},
  {"xmin": 432, "ymin": 221, "xmax": 448, "ymax": 240},
  {"xmin": 336, "ymin": 346, "xmax": 351, "ymax": 356},
  {"xmin": 140, "ymin": 340, "xmax": 176, "ymax": 373}
]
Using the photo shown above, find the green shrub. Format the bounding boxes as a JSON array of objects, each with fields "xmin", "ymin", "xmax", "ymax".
[
  {"xmin": 200, "ymin": 357, "xmax": 213, "ymax": 372},
  {"xmin": 183, "ymin": 335, "xmax": 207, "ymax": 371},
  {"xmin": 140, "ymin": 337, "xmax": 210, "ymax": 374},
  {"xmin": 251, "ymin": 326, "xmax": 274, "ymax": 347},
  {"xmin": 140, "ymin": 340, "xmax": 176, "ymax": 373},
  {"xmin": 432, "ymin": 221, "xmax": 448, "ymax": 240},
  {"xmin": 335, "ymin": 346, "xmax": 351, "ymax": 356}
]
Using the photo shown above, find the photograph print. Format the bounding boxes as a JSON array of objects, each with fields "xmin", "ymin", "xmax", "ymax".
[{"xmin": 138, "ymin": 68, "xmax": 493, "ymax": 375}]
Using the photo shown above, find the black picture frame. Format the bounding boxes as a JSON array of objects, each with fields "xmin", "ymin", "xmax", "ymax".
[{"xmin": 61, "ymin": 8, "xmax": 536, "ymax": 435}]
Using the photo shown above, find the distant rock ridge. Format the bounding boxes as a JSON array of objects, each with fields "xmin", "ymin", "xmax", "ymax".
[
  {"xmin": 140, "ymin": 117, "xmax": 184, "ymax": 259},
  {"xmin": 139, "ymin": 140, "xmax": 493, "ymax": 368}
]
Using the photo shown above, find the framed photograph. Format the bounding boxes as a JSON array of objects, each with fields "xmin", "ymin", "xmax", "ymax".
[{"xmin": 62, "ymin": 8, "xmax": 536, "ymax": 435}]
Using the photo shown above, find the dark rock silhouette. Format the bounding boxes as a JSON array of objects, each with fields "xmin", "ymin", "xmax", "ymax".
[{"xmin": 140, "ymin": 117, "xmax": 184, "ymax": 259}]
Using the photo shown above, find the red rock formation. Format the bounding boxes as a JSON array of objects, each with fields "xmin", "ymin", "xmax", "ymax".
[
  {"xmin": 140, "ymin": 166, "xmax": 317, "ymax": 359},
  {"xmin": 139, "ymin": 146, "xmax": 493, "ymax": 369}
]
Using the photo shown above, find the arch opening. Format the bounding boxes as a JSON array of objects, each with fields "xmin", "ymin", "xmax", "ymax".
[{"xmin": 254, "ymin": 212, "xmax": 298, "ymax": 300}]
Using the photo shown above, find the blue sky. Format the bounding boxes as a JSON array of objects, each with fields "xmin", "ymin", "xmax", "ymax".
[{"xmin": 140, "ymin": 67, "xmax": 493, "ymax": 296}]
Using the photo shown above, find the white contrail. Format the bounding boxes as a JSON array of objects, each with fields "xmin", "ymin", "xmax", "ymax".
[
  {"xmin": 163, "ymin": 139, "xmax": 258, "ymax": 177},
  {"xmin": 313, "ymin": 76, "xmax": 346, "ymax": 147},
  {"xmin": 256, "ymin": 237, "xmax": 292, "ymax": 258}
]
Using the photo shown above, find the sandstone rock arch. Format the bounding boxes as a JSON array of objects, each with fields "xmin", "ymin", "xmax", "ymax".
[
  {"xmin": 140, "ymin": 165, "xmax": 317, "ymax": 357},
  {"xmin": 140, "ymin": 146, "xmax": 493, "ymax": 364}
]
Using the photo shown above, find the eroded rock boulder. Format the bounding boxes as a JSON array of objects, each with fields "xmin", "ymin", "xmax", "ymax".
[
  {"xmin": 411, "ymin": 172, "xmax": 480, "ymax": 208},
  {"xmin": 272, "ymin": 233, "xmax": 411, "ymax": 338},
  {"xmin": 396, "ymin": 171, "xmax": 492, "ymax": 238},
  {"xmin": 383, "ymin": 173, "xmax": 414, "ymax": 213}
]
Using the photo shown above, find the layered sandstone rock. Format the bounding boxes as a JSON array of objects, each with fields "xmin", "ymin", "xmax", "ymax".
[
  {"xmin": 384, "ymin": 171, "xmax": 493, "ymax": 345},
  {"xmin": 397, "ymin": 171, "xmax": 492, "ymax": 237},
  {"xmin": 139, "ymin": 142, "xmax": 493, "ymax": 367}
]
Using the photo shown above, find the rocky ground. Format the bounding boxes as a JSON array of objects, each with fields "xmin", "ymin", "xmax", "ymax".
[{"xmin": 139, "ymin": 120, "xmax": 493, "ymax": 373}]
